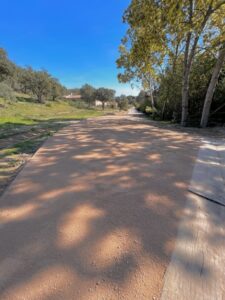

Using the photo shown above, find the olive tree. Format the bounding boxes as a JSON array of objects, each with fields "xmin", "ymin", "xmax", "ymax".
[
  {"xmin": 0, "ymin": 48, "xmax": 14, "ymax": 82},
  {"xmin": 117, "ymin": 95, "xmax": 129, "ymax": 111},
  {"xmin": 80, "ymin": 84, "xmax": 96, "ymax": 107},
  {"xmin": 95, "ymin": 88, "xmax": 116, "ymax": 110}
]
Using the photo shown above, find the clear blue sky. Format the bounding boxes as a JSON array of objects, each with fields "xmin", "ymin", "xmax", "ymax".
[{"xmin": 0, "ymin": 0, "xmax": 138, "ymax": 95}]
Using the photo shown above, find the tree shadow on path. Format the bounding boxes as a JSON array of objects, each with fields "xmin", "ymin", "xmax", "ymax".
[{"xmin": 0, "ymin": 117, "xmax": 218, "ymax": 300}]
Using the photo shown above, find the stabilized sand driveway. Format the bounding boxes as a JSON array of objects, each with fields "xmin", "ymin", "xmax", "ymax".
[{"xmin": 0, "ymin": 115, "xmax": 224, "ymax": 300}]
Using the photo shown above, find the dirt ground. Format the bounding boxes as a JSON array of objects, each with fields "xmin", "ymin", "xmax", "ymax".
[
  {"xmin": 0, "ymin": 123, "xmax": 64, "ymax": 196},
  {"xmin": 0, "ymin": 115, "xmax": 219, "ymax": 299}
]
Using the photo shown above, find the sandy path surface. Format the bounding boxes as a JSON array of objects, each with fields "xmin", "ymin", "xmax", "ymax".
[{"xmin": 0, "ymin": 116, "xmax": 201, "ymax": 300}]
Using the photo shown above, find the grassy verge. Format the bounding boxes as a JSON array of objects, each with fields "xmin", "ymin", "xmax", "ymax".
[
  {"xmin": 0, "ymin": 96, "xmax": 114, "ymax": 195},
  {"xmin": 0, "ymin": 97, "xmax": 106, "ymax": 130}
]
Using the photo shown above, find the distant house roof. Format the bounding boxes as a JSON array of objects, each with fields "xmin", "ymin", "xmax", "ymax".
[{"xmin": 64, "ymin": 93, "xmax": 82, "ymax": 99}]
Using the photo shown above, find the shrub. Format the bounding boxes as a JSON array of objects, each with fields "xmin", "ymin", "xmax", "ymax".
[
  {"xmin": 0, "ymin": 82, "xmax": 16, "ymax": 101},
  {"xmin": 118, "ymin": 98, "xmax": 129, "ymax": 111},
  {"xmin": 145, "ymin": 106, "xmax": 153, "ymax": 114}
]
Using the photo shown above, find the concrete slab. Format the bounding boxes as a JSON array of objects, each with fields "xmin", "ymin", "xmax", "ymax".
[
  {"xmin": 189, "ymin": 139, "xmax": 225, "ymax": 206},
  {"xmin": 161, "ymin": 137, "xmax": 225, "ymax": 300},
  {"xmin": 161, "ymin": 193, "xmax": 225, "ymax": 300}
]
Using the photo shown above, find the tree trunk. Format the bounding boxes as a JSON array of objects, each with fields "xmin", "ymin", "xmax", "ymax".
[
  {"xmin": 181, "ymin": 0, "xmax": 213, "ymax": 126},
  {"xmin": 37, "ymin": 93, "xmax": 44, "ymax": 103},
  {"xmin": 200, "ymin": 45, "xmax": 225, "ymax": 128},
  {"xmin": 181, "ymin": 71, "xmax": 190, "ymax": 126},
  {"xmin": 162, "ymin": 100, "xmax": 167, "ymax": 120},
  {"xmin": 149, "ymin": 78, "xmax": 156, "ymax": 110},
  {"xmin": 149, "ymin": 90, "xmax": 155, "ymax": 109},
  {"xmin": 181, "ymin": 30, "xmax": 204, "ymax": 126},
  {"xmin": 181, "ymin": 32, "xmax": 192, "ymax": 126},
  {"xmin": 102, "ymin": 101, "xmax": 105, "ymax": 110},
  {"xmin": 143, "ymin": 75, "xmax": 156, "ymax": 110}
]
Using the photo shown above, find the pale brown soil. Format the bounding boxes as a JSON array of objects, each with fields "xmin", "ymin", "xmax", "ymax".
[{"xmin": 0, "ymin": 116, "xmax": 207, "ymax": 299}]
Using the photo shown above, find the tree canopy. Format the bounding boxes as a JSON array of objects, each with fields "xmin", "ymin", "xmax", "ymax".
[
  {"xmin": 0, "ymin": 48, "xmax": 14, "ymax": 82},
  {"xmin": 0, "ymin": 49, "xmax": 66, "ymax": 103},
  {"xmin": 95, "ymin": 88, "xmax": 116, "ymax": 110},
  {"xmin": 117, "ymin": 0, "xmax": 225, "ymax": 127},
  {"xmin": 80, "ymin": 84, "xmax": 96, "ymax": 107}
]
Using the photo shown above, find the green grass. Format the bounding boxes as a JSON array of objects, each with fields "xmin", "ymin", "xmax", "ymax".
[
  {"xmin": 0, "ymin": 97, "xmax": 106, "ymax": 130},
  {"xmin": 1, "ymin": 139, "xmax": 46, "ymax": 158}
]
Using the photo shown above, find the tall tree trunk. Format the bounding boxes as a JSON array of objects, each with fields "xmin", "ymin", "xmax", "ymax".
[
  {"xmin": 102, "ymin": 101, "xmax": 105, "ymax": 110},
  {"xmin": 181, "ymin": 0, "xmax": 193, "ymax": 126},
  {"xmin": 200, "ymin": 45, "xmax": 225, "ymax": 128},
  {"xmin": 161, "ymin": 100, "xmax": 167, "ymax": 120},
  {"xmin": 37, "ymin": 93, "xmax": 44, "ymax": 103},
  {"xmin": 181, "ymin": 0, "xmax": 213, "ymax": 126},
  {"xmin": 172, "ymin": 39, "xmax": 180, "ymax": 73},
  {"xmin": 149, "ymin": 78, "xmax": 156, "ymax": 109},
  {"xmin": 143, "ymin": 75, "xmax": 156, "ymax": 110},
  {"xmin": 181, "ymin": 32, "xmax": 192, "ymax": 126},
  {"xmin": 149, "ymin": 89, "xmax": 155, "ymax": 109}
]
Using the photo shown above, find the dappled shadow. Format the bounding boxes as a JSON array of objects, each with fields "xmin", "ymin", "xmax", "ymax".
[
  {"xmin": 15, "ymin": 96, "xmax": 35, "ymax": 103},
  {"xmin": 0, "ymin": 116, "xmax": 222, "ymax": 299},
  {"xmin": 188, "ymin": 138, "xmax": 225, "ymax": 206},
  {"xmin": 161, "ymin": 190, "xmax": 225, "ymax": 299}
]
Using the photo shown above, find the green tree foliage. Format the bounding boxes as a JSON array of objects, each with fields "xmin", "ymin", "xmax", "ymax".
[
  {"xmin": 0, "ymin": 47, "xmax": 66, "ymax": 104},
  {"xmin": 117, "ymin": 0, "xmax": 225, "ymax": 126},
  {"xmin": 127, "ymin": 95, "xmax": 136, "ymax": 105},
  {"xmin": 201, "ymin": 44, "xmax": 225, "ymax": 127},
  {"xmin": 117, "ymin": 95, "xmax": 129, "ymax": 111},
  {"xmin": 19, "ymin": 69, "xmax": 51, "ymax": 103},
  {"xmin": 0, "ymin": 48, "xmax": 14, "ymax": 82},
  {"xmin": 155, "ymin": 52, "xmax": 225, "ymax": 124},
  {"xmin": 49, "ymin": 78, "xmax": 65, "ymax": 101},
  {"xmin": 18, "ymin": 67, "xmax": 34, "ymax": 94},
  {"xmin": 0, "ymin": 82, "xmax": 16, "ymax": 102},
  {"xmin": 95, "ymin": 88, "xmax": 116, "ymax": 110},
  {"xmin": 18, "ymin": 67, "xmax": 64, "ymax": 103},
  {"xmin": 80, "ymin": 84, "xmax": 96, "ymax": 107},
  {"xmin": 136, "ymin": 91, "xmax": 149, "ymax": 112},
  {"xmin": 135, "ymin": 90, "xmax": 158, "ymax": 116},
  {"xmin": 32, "ymin": 71, "xmax": 52, "ymax": 103}
]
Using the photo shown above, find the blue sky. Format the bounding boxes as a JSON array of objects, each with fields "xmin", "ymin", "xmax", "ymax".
[{"xmin": 0, "ymin": 0, "xmax": 138, "ymax": 95}]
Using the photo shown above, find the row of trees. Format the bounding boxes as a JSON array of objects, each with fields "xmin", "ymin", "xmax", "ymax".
[
  {"xmin": 117, "ymin": 0, "xmax": 225, "ymax": 127},
  {"xmin": 18, "ymin": 68, "xmax": 65, "ymax": 102},
  {"xmin": 80, "ymin": 83, "xmax": 132, "ymax": 110},
  {"xmin": 0, "ymin": 48, "xmax": 66, "ymax": 103},
  {"xmin": 0, "ymin": 48, "xmax": 132, "ymax": 111}
]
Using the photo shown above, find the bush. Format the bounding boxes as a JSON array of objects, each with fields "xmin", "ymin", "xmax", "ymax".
[
  {"xmin": 118, "ymin": 98, "xmax": 129, "ymax": 110},
  {"xmin": 137, "ymin": 98, "xmax": 151, "ymax": 113},
  {"xmin": 145, "ymin": 106, "xmax": 153, "ymax": 114},
  {"xmin": 109, "ymin": 100, "xmax": 118, "ymax": 109},
  {"xmin": 0, "ymin": 82, "xmax": 16, "ymax": 101},
  {"xmin": 70, "ymin": 100, "xmax": 88, "ymax": 109},
  {"xmin": 144, "ymin": 106, "xmax": 158, "ymax": 119}
]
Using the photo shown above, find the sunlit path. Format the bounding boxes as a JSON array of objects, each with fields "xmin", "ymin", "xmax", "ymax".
[{"xmin": 127, "ymin": 107, "xmax": 144, "ymax": 115}]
